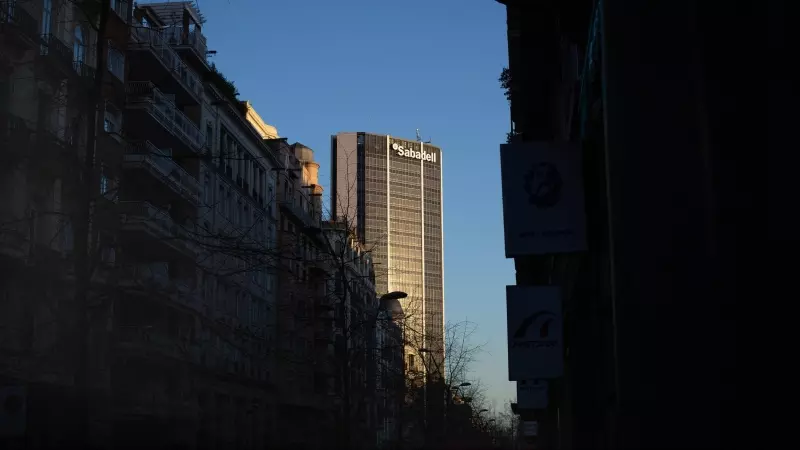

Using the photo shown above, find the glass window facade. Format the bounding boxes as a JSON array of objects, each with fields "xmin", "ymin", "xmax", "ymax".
[{"xmin": 331, "ymin": 132, "xmax": 444, "ymax": 364}]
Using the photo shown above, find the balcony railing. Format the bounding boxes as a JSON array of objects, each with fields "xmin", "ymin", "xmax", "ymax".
[
  {"xmin": 40, "ymin": 33, "xmax": 73, "ymax": 69},
  {"xmin": 107, "ymin": 43, "xmax": 125, "ymax": 81},
  {"xmin": 119, "ymin": 200, "xmax": 175, "ymax": 235},
  {"xmin": 124, "ymin": 140, "xmax": 201, "ymax": 205},
  {"xmin": 130, "ymin": 26, "xmax": 203, "ymax": 101},
  {"xmin": 126, "ymin": 81, "xmax": 203, "ymax": 151},
  {"xmin": 116, "ymin": 325, "xmax": 200, "ymax": 364},
  {"xmin": 0, "ymin": 1, "xmax": 38, "ymax": 42},
  {"xmin": 72, "ymin": 60, "xmax": 96, "ymax": 83},
  {"xmin": 110, "ymin": 0, "xmax": 129, "ymax": 22},
  {"xmin": 163, "ymin": 26, "xmax": 207, "ymax": 64},
  {"xmin": 279, "ymin": 198, "xmax": 318, "ymax": 229},
  {"xmin": 118, "ymin": 200, "xmax": 198, "ymax": 254},
  {"xmin": 119, "ymin": 262, "xmax": 171, "ymax": 289}
]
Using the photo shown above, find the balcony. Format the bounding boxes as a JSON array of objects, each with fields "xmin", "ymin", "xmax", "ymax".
[
  {"xmin": 125, "ymin": 81, "xmax": 203, "ymax": 152},
  {"xmin": 0, "ymin": 1, "xmax": 39, "ymax": 48},
  {"xmin": 118, "ymin": 200, "xmax": 198, "ymax": 258},
  {"xmin": 123, "ymin": 141, "xmax": 201, "ymax": 206},
  {"xmin": 110, "ymin": 0, "xmax": 129, "ymax": 23},
  {"xmin": 38, "ymin": 33, "xmax": 74, "ymax": 76},
  {"xmin": 70, "ymin": 60, "xmax": 96, "ymax": 89},
  {"xmin": 162, "ymin": 25, "xmax": 208, "ymax": 68},
  {"xmin": 117, "ymin": 262, "xmax": 171, "ymax": 291},
  {"xmin": 279, "ymin": 197, "xmax": 318, "ymax": 230},
  {"xmin": 116, "ymin": 325, "xmax": 201, "ymax": 365},
  {"xmin": 128, "ymin": 26, "xmax": 203, "ymax": 104},
  {"xmin": 0, "ymin": 112, "xmax": 33, "ymax": 166},
  {"xmin": 107, "ymin": 44, "xmax": 125, "ymax": 81}
]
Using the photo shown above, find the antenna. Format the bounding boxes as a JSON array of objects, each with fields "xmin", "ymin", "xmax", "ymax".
[{"xmin": 416, "ymin": 129, "xmax": 421, "ymax": 142}]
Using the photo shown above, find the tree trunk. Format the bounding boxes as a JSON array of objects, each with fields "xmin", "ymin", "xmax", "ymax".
[{"xmin": 73, "ymin": 2, "xmax": 109, "ymax": 448}]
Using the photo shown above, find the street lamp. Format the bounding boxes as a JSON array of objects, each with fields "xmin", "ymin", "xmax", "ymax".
[{"xmin": 380, "ymin": 291, "xmax": 408, "ymax": 302}]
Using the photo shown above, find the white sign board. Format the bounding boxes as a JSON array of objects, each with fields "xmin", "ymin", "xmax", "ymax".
[
  {"xmin": 517, "ymin": 379, "xmax": 548, "ymax": 409},
  {"xmin": 522, "ymin": 421, "xmax": 539, "ymax": 437},
  {"xmin": 500, "ymin": 142, "xmax": 586, "ymax": 256},
  {"xmin": 507, "ymin": 285, "xmax": 563, "ymax": 380}
]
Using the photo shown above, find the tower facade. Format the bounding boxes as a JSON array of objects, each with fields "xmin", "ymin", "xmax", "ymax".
[{"xmin": 331, "ymin": 132, "xmax": 444, "ymax": 374}]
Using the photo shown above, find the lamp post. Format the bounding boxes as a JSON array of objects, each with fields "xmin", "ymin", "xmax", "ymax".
[
  {"xmin": 444, "ymin": 382, "xmax": 472, "ymax": 445},
  {"xmin": 304, "ymin": 226, "xmax": 406, "ymax": 449},
  {"xmin": 372, "ymin": 291, "xmax": 406, "ymax": 450}
]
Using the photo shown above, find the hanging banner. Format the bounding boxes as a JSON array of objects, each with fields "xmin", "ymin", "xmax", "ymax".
[
  {"xmin": 517, "ymin": 379, "xmax": 548, "ymax": 409},
  {"xmin": 522, "ymin": 421, "xmax": 539, "ymax": 437},
  {"xmin": 507, "ymin": 285, "xmax": 563, "ymax": 380},
  {"xmin": 499, "ymin": 142, "xmax": 586, "ymax": 256}
]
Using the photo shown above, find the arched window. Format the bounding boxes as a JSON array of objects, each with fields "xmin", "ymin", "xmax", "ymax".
[{"xmin": 73, "ymin": 26, "xmax": 85, "ymax": 65}]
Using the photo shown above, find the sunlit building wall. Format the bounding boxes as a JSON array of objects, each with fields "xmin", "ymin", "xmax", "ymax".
[{"xmin": 331, "ymin": 132, "xmax": 445, "ymax": 376}]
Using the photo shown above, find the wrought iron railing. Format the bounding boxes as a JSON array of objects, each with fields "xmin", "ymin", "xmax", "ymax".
[
  {"xmin": 72, "ymin": 60, "xmax": 96, "ymax": 81},
  {"xmin": 107, "ymin": 43, "xmax": 125, "ymax": 81},
  {"xmin": 124, "ymin": 140, "xmax": 201, "ymax": 203},
  {"xmin": 119, "ymin": 200, "xmax": 175, "ymax": 235},
  {"xmin": 110, "ymin": 0, "xmax": 129, "ymax": 22},
  {"xmin": 125, "ymin": 81, "xmax": 203, "ymax": 150},
  {"xmin": 163, "ymin": 25, "xmax": 208, "ymax": 63},
  {"xmin": 130, "ymin": 25, "xmax": 203, "ymax": 100},
  {"xmin": 0, "ymin": 1, "xmax": 38, "ymax": 40},
  {"xmin": 40, "ymin": 33, "xmax": 73, "ymax": 67}
]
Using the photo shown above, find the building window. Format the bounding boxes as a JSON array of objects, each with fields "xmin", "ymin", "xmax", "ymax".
[
  {"xmin": 42, "ymin": 0, "xmax": 51, "ymax": 35},
  {"xmin": 204, "ymin": 175, "xmax": 211, "ymax": 206},
  {"xmin": 99, "ymin": 165, "xmax": 109, "ymax": 194},
  {"xmin": 107, "ymin": 45, "xmax": 125, "ymax": 80},
  {"xmin": 205, "ymin": 123, "xmax": 213, "ymax": 150},
  {"xmin": 73, "ymin": 26, "xmax": 85, "ymax": 66}
]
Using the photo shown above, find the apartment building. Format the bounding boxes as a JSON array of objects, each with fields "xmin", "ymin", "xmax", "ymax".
[
  {"xmin": 320, "ymin": 219, "xmax": 379, "ymax": 449},
  {"xmin": 2, "ymin": 1, "xmax": 282, "ymax": 448},
  {"xmin": 262, "ymin": 138, "xmax": 332, "ymax": 448},
  {"xmin": 1, "ymin": 0, "xmax": 132, "ymax": 446}
]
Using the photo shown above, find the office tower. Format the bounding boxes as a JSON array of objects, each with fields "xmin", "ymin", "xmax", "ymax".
[{"xmin": 331, "ymin": 132, "xmax": 444, "ymax": 374}]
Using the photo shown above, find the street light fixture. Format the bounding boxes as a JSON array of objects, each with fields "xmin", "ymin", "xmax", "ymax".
[
  {"xmin": 459, "ymin": 382, "xmax": 471, "ymax": 387},
  {"xmin": 380, "ymin": 291, "xmax": 408, "ymax": 302}
]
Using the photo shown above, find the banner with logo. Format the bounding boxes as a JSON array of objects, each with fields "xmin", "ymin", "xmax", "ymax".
[
  {"xmin": 522, "ymin": 421, "xmax": 539, "ymax": 437},
  {"xmin": 507, "ymin": 285, "xmax": 563, "ymax": 380},
  {"xmin": 499, "ymin": 142, "xmax": 586, "ymax": 257},
  {"xmin": 517, "ymin": 379, "xmax": 548, "ymax": 409}
]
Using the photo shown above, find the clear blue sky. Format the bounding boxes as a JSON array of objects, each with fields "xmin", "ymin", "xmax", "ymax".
[{"xmin": 198, "ymin": 0, "xmax": 515, "ymax": 409}]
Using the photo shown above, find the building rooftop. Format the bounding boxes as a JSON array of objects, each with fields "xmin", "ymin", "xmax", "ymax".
[
  {"xmin": 138, "ymin": 1, "xmax": 204, "ymax": 27},
  {"xmin": 241, "ymin": 101, "xmax": 279, "ymax": 139}
]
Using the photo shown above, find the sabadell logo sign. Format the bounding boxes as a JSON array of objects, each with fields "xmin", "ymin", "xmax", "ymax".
[{"xmin": 393, "ymin": 142, "xmax": 437, "ymax": 163}]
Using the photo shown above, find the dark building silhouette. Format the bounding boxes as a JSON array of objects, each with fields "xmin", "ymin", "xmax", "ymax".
[{"xmin": 495, "ymin": 0, "xmax": 749, "ymax": 448}]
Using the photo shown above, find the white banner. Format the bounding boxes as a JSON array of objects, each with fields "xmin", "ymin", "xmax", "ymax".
[
  {"xmin": 507, "ymin": 285, "xmax": 563, "ymax": 380},
  {"xmin": 522, "ymin": 421, "xmax": 539, "ymax": 437},
  {"xmin": 517, "ymin": 379, "xmax": 548, "ymax": 409},
  {"xmin": 500, "ymin": 142, "xmax": 586, "ymax": 256}
]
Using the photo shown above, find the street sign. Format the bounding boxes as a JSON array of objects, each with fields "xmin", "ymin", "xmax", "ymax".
[
  {"xmin": 522, "ymin": 421, "xmax": 539, "ymax": 437},
  {"xmin": 506, "ymin": 285, "xmax": 563, "ymax": 380},
  {"xmin": 517, "ymin": 379, "xmax": 548, "ymax": 409},
  {"xmin": 499, "ymin": 141, "xmax": 587, "ymax": 257}
]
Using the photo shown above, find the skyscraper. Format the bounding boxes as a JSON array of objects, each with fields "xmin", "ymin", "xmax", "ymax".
[{"xmin": 331, "ymin": 132, "xmax": 444, "ymax": 374}]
